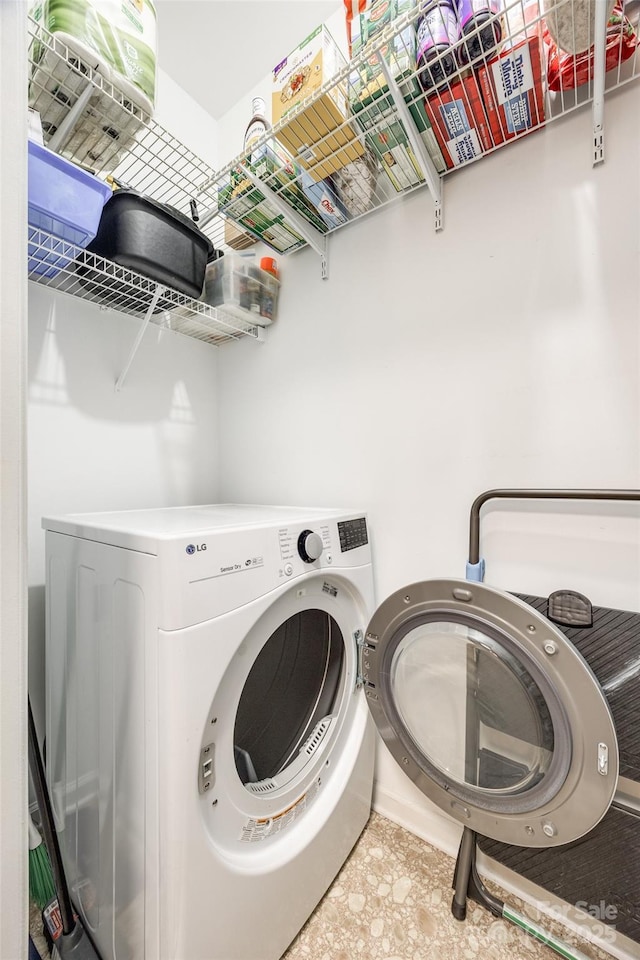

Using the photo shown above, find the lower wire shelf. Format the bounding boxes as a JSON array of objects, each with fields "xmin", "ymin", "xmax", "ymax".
[{"xmin": 27, "ymin": 228, "xmax": 262, "ymax": 347}]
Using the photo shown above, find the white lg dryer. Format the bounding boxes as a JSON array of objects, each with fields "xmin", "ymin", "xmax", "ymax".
[{"xmin": 43, "ymin": 504, "xmax": 375, "ymax": 960}]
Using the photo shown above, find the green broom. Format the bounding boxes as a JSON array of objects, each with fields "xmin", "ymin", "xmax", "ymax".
[{"xmin": 29, "ymin": 812, "xmax": 55, "ymax": 909}]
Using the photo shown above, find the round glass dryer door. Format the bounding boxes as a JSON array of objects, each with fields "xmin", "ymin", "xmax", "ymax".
[{"xmin": 364, "ymin": 579, "xmax": 618, "ymax": 847}]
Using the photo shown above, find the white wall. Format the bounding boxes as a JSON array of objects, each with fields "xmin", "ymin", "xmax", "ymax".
[
  {"xmin": 27, "ymin": 288, "xmax": 221, "ymax": 724},
  {"xmin": 215, "ymin": 82, "xmax": 640, "ymax": 847},
  {"xmin": 27, "ymin": 70, "xmax": 222, "ymax": 738},
  {"xmin": 155, "ymin": 66, "xmax": 219, "ymax": 168}
]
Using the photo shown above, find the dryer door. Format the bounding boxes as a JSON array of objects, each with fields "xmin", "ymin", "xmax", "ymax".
[{"xmin": 363, "ymin": 579, "xmax": 619, "ymax": 848}]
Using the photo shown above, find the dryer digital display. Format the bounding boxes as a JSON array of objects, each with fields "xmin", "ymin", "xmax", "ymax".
[{"xmin": 338, "ymin": 517, "xmax": 368, "ymax": 552}]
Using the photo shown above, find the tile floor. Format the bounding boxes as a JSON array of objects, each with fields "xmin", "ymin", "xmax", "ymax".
[
  {"xmin": 282, "ymin": 813, "xmax": 616, "ymax": 960},
  {"xmin": 29, "ymin": 812, "xmax": 619, "ymax": 960}
]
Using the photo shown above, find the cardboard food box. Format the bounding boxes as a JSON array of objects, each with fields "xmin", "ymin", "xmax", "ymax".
[
  {"xmin": 349, "ymin": 0, "xmax": 417, "ymax": 103},
  {"xmin": 240, "ymin": 141, "xmax": 329, "ymax": 234},
  {"xmin": 272, "ymin": 24, "xmax": 365, "ymax": 182},
  {"xmin": 299, "ymin": 171, "xmax": 351, "ymax": 230},
  {"xmin": 423, "ymin": 75, "xmax": 493, "ymax": 169},
  {"xmin": 365, "ymin": 117, "xmax": 425, "ymax": 191},
  {"xmin": 353, "ymin": 87, "xmax": 447, "ymax": 177},
  {"xmin": 348, "ymin": 0, "xmax": 446, "ymax": 178},
  {"xmin": 218, "ymin": 179, "xmax": 308, "ymax": 255},
  {"xmin": 224, "ymin": 219, "xmax": 258, "ymax": 251},
  {"xmin": 476, "ymin": 36, "xmax": 545, "ymax": 146}
]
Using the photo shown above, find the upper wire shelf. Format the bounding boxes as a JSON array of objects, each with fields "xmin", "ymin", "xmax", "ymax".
[
  {"xmin": 27, "ymin": 1, "xmax": 640, "ymax": 269},
  {"xmin": 198, "ymin": 0, "xmax": 640, "ymax": 247}
]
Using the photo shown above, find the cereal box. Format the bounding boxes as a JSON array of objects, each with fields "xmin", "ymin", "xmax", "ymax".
[
  {"xmin": 476, "ymin": 36, "xmax": 545, "ymax": 145},
  {"xmin": 272, "ymin": 24, "xmax": 364, "ymax": 181}
]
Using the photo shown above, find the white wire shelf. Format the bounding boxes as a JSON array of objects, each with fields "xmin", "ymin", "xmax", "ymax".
[
  {"xmin": 27, "ymin": 14, "xmax": 225, "ymax": 252},
  {"xmin": 27, "ymin": 229, "xmax": 261, "ymax": 347},
  {"xmin": 28, "ymin": 1, "xmax": 640, "ymax": 275},
  {"xmin": 199, "ymin": 0, "xmax": 640, "ymax": 246}
]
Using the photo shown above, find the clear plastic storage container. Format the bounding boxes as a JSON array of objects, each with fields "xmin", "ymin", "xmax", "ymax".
[
  {"xmin": 202, "ymin": 254, "xmax": 280, "ymax": 326},
  {"xmin": 27, "ymin": 139, "xmax": 112, "ymax": 277}
]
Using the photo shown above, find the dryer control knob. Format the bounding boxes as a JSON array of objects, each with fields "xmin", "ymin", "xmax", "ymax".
[{"xmin": 298, "ymin": 530, "xmax": 323, "ymax": 563}]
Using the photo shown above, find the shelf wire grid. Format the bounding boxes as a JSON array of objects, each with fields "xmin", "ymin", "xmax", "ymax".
[
  {"xmin": 28, "ymin": 229, "xmax": 260, "ymax": 346},
  {"xmin": 28, "ymin": 1, "xmax": 640, "ymax": 265},
  {"xmin": 27, "ymin": 15, "xmax": 226, "ymax": 252},
  {"xmin": 200, "ymin": 0, "xmax": 639, "ymax": 248}
]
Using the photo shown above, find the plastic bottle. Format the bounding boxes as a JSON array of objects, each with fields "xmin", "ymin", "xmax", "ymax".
[
  {"xmin": 243, "ymin": 97, "xmax": 270, "ymax": 164},
  {"xmin": 416, "ymin": 1, "xmax": 460, "ymax": 93},
  {"xmin": 259, "ymin": 257, "xmax": 279, "ymax": 322},
  {"xmin": 454, "ymin": 0, "xmax": 503, "ymax": 66}
]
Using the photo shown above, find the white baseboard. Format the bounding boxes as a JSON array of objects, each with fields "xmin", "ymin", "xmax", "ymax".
[{"xmin": 372, "ymin": 780, "xmax": 462, "ymax": 859}]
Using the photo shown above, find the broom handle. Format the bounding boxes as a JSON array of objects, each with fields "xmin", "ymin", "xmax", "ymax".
[{"xmin": 27, "ymin": 696, "xmax": 76, "ymax": 935}]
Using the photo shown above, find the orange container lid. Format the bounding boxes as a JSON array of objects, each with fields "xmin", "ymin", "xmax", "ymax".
[{"xmin": 260, "ymin": 256, "xmax": 278, "ymax": 277}]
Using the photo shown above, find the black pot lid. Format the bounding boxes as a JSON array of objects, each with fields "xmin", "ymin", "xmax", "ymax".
[{"xmin": 363, "ymin": 579, "xmax": 618, "ymax": 847}]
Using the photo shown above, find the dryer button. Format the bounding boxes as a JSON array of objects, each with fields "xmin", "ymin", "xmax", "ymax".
[{"xmin": 284, "ymin": 563, "xmax": 293, "ymax": 576}]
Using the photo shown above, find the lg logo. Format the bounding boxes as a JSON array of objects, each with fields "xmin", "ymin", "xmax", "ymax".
[{"xmin": 186, "ymin": 543, "xmax": 207, "ymax": 555}]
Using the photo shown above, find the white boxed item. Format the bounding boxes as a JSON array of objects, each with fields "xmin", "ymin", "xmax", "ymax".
[{"xmin": 202, "ymin": 254, "xmax": 280, "ymax": 327}]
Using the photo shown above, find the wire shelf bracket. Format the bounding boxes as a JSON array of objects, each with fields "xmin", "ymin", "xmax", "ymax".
[
  {"xmin": 376, "ymin": 51, "xmax": 444, "ymax": 233},
  {"xmin": 115, "ymin": 284, "xmax": 165, "ymax": 392},
  {"xmin": 239, "ymin": 164, "xmax": 329, "ymax": 278},
  {"xmin": 47, "ymin": 83, "xmax": 94, "ymax": 154},
  {"xmin": 592, "ymin": 0, "xmax": 609, "ymax": 166}
]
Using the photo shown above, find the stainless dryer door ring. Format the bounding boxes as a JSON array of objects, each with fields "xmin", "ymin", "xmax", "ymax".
[{"xmin": 364, "ymin": 578, "xmax": 619, "ymax": 848}]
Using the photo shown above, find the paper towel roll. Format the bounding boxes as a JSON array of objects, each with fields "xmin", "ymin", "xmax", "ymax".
[
  {"xmin": 29, "ymin": 0, "xmax": 156, "ymax": 170},
  {"xmin": 542, "ymin": 0, "xmax": 616, "ymax": 54},
  {"xmin": 30, "ymin": 0, "xmax": 156, "ymax": 114}
]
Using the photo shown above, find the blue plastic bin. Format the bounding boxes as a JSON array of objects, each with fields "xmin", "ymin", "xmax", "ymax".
[{"xmin": 28, "ymin": 140, "xmax": 112, "ymax": 278}]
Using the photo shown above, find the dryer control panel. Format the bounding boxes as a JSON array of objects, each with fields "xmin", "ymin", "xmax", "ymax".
[
  {"xmin": 278, "ymin": 517, "xmax": 368, "ymax": 566},
  {"xmin": 337, "ymin": 517, "xmax": 369, "ymax": 552},
  {"xmin": 42, "ymin": 505, "xmax": 372, "ymax": 630},
  {"xmin": 158, "ymin": 511, "xmax": 371, "ymax": 628}
]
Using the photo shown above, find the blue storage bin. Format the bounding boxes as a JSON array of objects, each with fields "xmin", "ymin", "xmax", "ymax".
[{"xmin": 28, "ymin": 140, "xmax": 112, "ymax": 278}]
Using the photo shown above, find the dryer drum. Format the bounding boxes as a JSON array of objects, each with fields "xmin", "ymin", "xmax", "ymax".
[{"xmin": 234, "ymin": 609, "xmax": 344, "ymax": 786}]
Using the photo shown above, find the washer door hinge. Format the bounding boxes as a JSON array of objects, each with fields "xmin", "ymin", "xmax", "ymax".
[
  {"xmin": 355, "ymin": 630, "xmax": 365, "ymax": 688},
  {"xmin": 355, "ymin": 630, "xmax": 377, "ymax": 691}
]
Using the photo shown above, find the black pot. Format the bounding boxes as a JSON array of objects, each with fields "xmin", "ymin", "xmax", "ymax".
[{"xmin": 79, "ymin": 189, "xmax": 214, "ymax": 302}]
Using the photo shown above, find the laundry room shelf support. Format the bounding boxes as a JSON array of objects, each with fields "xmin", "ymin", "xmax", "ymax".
[
  {"xmin": 239, "ymin": 164, "xmax": 329, "ymax": 279},
  {"xmin": 115, "ymin": 284, "xmax": 165, "ymax": 392},
  {"xmin": 376, "ymin": 50, "xmax": 444, "ymax": 232},
  {"xmin": 46, "ymin": 83, "xmax": 94, "ymax": 155},
  {"xmin": 592, "ymin": 0, "xmax": 609, "ymax": 165}
]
